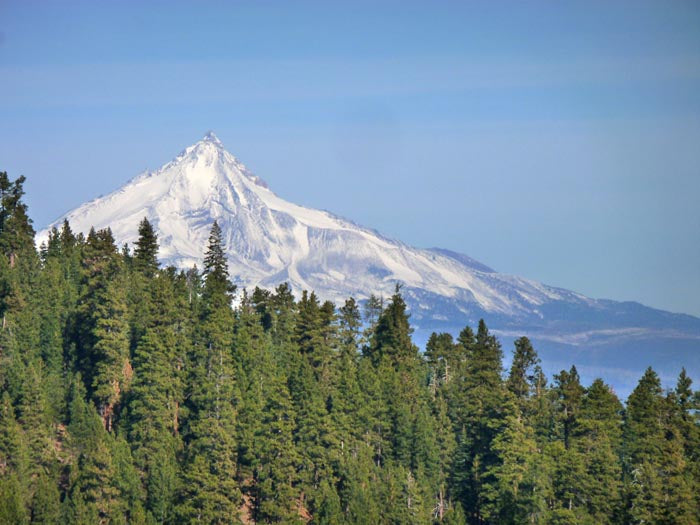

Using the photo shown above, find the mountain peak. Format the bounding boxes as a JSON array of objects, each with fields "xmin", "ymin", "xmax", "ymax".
[
  {"xmin": 183, "ymin": 131, "xmax": 225, "ymax": 158},
  {"xmin": 201, "ymin": 130, "xmax": 223, "ymax": 147}
]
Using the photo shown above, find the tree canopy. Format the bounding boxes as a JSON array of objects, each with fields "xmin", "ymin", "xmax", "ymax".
[{"xmin": 0, "ymin": 171, "xmax": 697, "ymax": 524}]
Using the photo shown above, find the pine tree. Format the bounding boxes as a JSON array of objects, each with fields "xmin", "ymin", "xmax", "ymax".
[
  {"xmin": 338, "ymin": 444, "xmax": 381, "ymax": 525},
  {"xmin": 671, "ymin": 368, "xmax": 700, "ymax": 521},
  {"xmin": 17, "ymin": 362, "xmax": 55, "ymax": 481},
  {"xmin": 529, "ymin": 365, "xmax": 554, "ymax": 446},
  {"xmin": 329, "ymin": 297, "xmax": 364, "ymax": 452},
  {"xmin": 314, "ymin": 479, "xmax": 343, "ymax": 525},
  {"xmin": 268, "ymin": 283, "xmax": 299, "ymax": 365},
  {"xmin": 338, "ymin": 297, "xmax": 362, "ymax": 356},
  {"xmin": 442, "ymin": 501, "xmax": 467, "ymax": 525},
  {"xmin": 481, "ymin": 395, "xmax": 541, "ymax": 523},
  {"xmin": 77, "ymin": 228, "xmax": 131, "ymax": 430},
  {"xmin": 549, "ymin": 366, "xmax": 588, "ymax": 518},
  {"xmin": 0, "ymin": 172, "xmax": 36, "ymax": 265},
  {"xmin": 429, "ymin": 386, "xmax": 457, "ymax": 523},
  {"xmin": 553, "ymin": 366, "xmax": 584, "ymax": 450},
  {"xmin": 0, "ymin": 390, "xmax": 29, "ymax": 479},
  {"xmin": 369, "ymin": 285, "xmax": 417, "ymax": 368},
  {"xmin": 128, "ymin": 270, "xmax": 186, "ymax": 521},
  {"xmin": 296, "ymin": 290, "xmax": 334, "ymax": 390},
  {"xmin": 35, "ymin": 254, "xmax": 69, "ymax": 419},
  {"xmin": 362, "ymin": 293, "xmax": 383, "ymax": 355},
  {"xmin": 425, "ymin": 332, "xmax": 456, "ymax": 392},
  {"xmin": 132, "ymin": 217, "xmax": 159, "ymax": 278},
  {"xmin": 201, "ymin": 220, "xmax": 234, "ymax": 310},
  {"xmin": 574, "ymin": 378, "xmax": 623, "ymax": 522},
  {"xmin": 506, "ymin": 337, "xmax": 539, "ymax": 405},
  {"xmin": 0, "ymin": 173, "xmax": 42, "ymax": 391},
  {"xmin": 61, "ymin": 488, "xmax": 100, "ymax": 525},
  {"xmin": 0, "ymin": 472, "xmax": 29, "ymax": 524},
  {"xmin": 66, "ymin": 376, "xmax": 122, "ymax": 524},
  {"xmin": 624, "ymin": 367, "xmax": 666, "ymax": 524},
  {"xmin": 232, "ymin": 291, "xmax": 268, "ymax": 485},
  {"xmin": 127, "ymin": 218, "xmax": 161, "ymax": 351},
  {"xmin": 288, "ymin": 356, "xmax": 334, "ymax": 504},
  {"xmin": 451, "ymin": 320, "xmax": 506, "ymax": 523},
  {"xmin": 109, "ymin": 435, "xmax": 144, "ymax": 522},
  {"xmin": 31, "ymin": 471, "xmax": 61, "ymax": 524},
  {"xmin": 254, "ymin": 370, "xmax": 301, "ymax": 523},
  {"xmin": 178, "ymin": 221, "xmax": 241, "ymax": 524},
  {"xmin": 356, "ymin": 356, "xmax": 390, "ymax": 469}
]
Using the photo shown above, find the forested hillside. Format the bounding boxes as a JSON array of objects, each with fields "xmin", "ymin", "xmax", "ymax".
[{"xmin": 1, "ymin": 171, "xmax": 698, "ymax": 524}]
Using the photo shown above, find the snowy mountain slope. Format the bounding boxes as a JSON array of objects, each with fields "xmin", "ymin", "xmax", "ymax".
[
  {"xmin": 37, "ymin": 132, "xmax": 700, "ymax": 392},
  {"xmin": 37, "ymin": 132, "xmax": 587, "ymax": 316}
]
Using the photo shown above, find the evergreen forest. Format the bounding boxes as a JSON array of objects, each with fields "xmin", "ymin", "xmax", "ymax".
[{"xmin": 0, "ymin": 171, "xmax": 698, "ymax": 524}]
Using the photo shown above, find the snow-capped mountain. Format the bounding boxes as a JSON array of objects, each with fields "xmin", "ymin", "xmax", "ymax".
[
  {"xmin": 37, "ymin": 132, "xmax": 582, "ymax": 314},
  {"xmin": 38, "ymin": 132, "xmax": 700, "ymax": 394}
]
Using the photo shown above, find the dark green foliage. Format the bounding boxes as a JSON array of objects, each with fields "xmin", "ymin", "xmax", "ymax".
[
  {"xmin": 451, "ymin": 319, "xmax": 507, "ymax": 522},
  {"xmin": 202, "ymin": 220, "xmax": 234, "ymax": 310},
  {"xmin": 31, "ymin": 471, "xmax": 61, "ymax": 524},
  {"xmin": 506, "ymin": 336, "xmax": 539, "ymax": 403},
  {"xmin": 574, "ymin": 379, "xmax": 623, "ymax": 522},
  {"xmin": 0, "ymin": 391, "xmax": 29, "ymax": 479},
  {"xmin": 369, "ymin": 285, "xmax": 417, "ymax": 367},
  {"xmin": 254, "ymin": 373, "xmax": 301, "ymax": 523},
  {"xmin": 177, "ymin": 221, "xmax": 241, "ymax": 523},
  {"xmin": 622, "ymin": 367, "xmax": 699, "ymax": 524},
  {"xmin": 313, "ymin": 479, "xmax": 342, "ymax": 524},
  {"xmin": 133, "ymin": 218, "xmax": 159, "ymax": 278},
  {"xmin": 77, "ymin": 228, "xmax": 131, "ymax": 431},
  {"xmin": 0, "ymin": 172, "xmax": 35, "ymax": 261},
  {"xmin": 0, "ymin": 472, "xmax": 28, "ymax": 524},
  {"xmin": 0, "ymin": 173, "xmax": 698, "ymax": 524}
]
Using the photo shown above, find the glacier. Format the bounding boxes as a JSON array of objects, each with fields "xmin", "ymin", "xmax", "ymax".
[{"xmin": 37, "ymin": 132, "xmax": 700, "ymax": 395}]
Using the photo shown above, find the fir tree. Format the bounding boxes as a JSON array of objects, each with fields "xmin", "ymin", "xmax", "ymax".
[
  {"xmin": 178, "ymin": 220, "xmax": 241, "ymax": 523},
  {"xmin": 0, "ymin": 172, "xmax": 36, "ymax": 264},
  {"xmin": 425, "ymin": 332, "xmax": 456, "ymax": 391},
  {"xmin": 0, "ymin": 391, "xmax": 28, "ymax": 478},
  {"xmin": 254, "ymin": 373, "xmax": 301, "ymax": 523},
  {"xmin": 132, "ymin": 217, "xmax": 159, "ymax": 278},
  {"xmin": 624, "ymin": 367, "xmax": 666, "ymax": 524},
  {"xmin": 314, "ymin": 479, "xmax": 343, "ymax": 525},
  {"xmin": 66, "ymin": 378, "xmax": 122, "ymax": 523},
  {"xmin": 369, "ymin": 285, "xmax": 417, "ymax": 368},
  {"xmin": 201, "ymin": 220, "xmax": 234, "ymax": 310},
  {"xmin": 128, "ymin": 218, "xmax": 161, "ymax": 351},
  {"xmin": 17, "ymin": 362, "xmax": 55, "ymax": 481},
  {"xmin": 574, "ymin": 378, "xmax": 623, "ymax": 522},
  {"xmin": 0, "ymin": 472, "xmax": 28, "ymax": 524},
  {"xmin": 481, "ymin": 395, "xmax": 541, "ymax": 523},
  {"xmin": 506, "ymin": 336, "xmax": 540, "ymax": 404},
  {"xmin": 330, "ymin": 298, "xmax": 364, "ymax": 450},
  {"xmin": 451, "ymin": 320, "xmax": 506, "ymax": 523},
  {"xmin": 77, "ymin": 228, "xmax": 132, "ymax": 430},
  {"xmin": 127, "ymin": 270, "xmax": 186, "ymax": 521},
  {"xmin": 31, "ymin": 471, "xmax": 61, "ymax": 524},
  {"xmin": 553, "ymin": 366, "xmax": 584, "ymax": 449}
]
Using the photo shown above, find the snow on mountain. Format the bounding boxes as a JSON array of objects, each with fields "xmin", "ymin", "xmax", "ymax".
[
  {"xmin": 37, "ymin": 132, "xmax": 700, "ymax": 393},
  {"xmin": 38, "ymin": 132, "xmax": 582, "ymax": 316}
]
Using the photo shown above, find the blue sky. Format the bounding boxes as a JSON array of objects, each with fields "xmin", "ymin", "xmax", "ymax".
[{"xmin": 1, "ymin": 0, "xmax": 699, "ymax": 316}]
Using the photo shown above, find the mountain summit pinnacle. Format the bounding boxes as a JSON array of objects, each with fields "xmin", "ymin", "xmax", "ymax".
[{"xmin": 201, "ymin": 130, "xmax": 223, "ymax": 146}]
